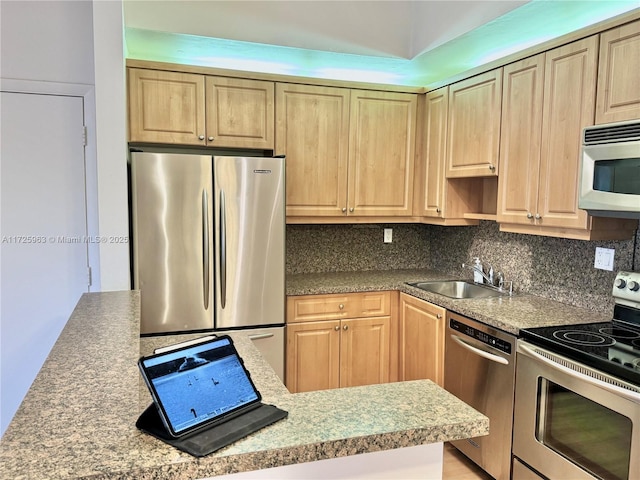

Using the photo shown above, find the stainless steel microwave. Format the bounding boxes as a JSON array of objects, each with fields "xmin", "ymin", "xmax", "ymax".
[{"xmin": 579, "ymin": 119, "xmax": 640, "ymax": 219}]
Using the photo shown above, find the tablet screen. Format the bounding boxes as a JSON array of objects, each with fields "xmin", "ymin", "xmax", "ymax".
[{"xmin": 139, "ymin": 336, "xmax": 261, "ymax": 436}]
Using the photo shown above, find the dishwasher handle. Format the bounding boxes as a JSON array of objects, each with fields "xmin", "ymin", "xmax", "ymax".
[{"xmin": 450, "ymin": 334, "xmax": 509, "ymax": 365}]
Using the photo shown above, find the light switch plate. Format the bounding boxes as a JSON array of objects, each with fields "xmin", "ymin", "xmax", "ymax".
[
  {"xmin": 383, "ymin": 228, "xmax": 393, "ymax": 243},
  {"xmin": 594, "ymin": 247, "xmax": 615, "ymax": 271}
]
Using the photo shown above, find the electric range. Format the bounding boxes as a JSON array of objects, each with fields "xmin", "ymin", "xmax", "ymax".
[{"xmin": 519, "ymin": 270, "xmax": 640, "ymax": 386}]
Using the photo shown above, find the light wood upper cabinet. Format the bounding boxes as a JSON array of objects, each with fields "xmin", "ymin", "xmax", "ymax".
[
  {"xmin": 128, "ymin": 68, "xmax": 274, "ymax": 148},
  {"xmin": 348, "ymin": 90, "xmax": 417, "ymax": 216},
  {"xmin": 596, "ymin": 19, "xmax": 640, "ymax": 124},
  {"xmin": 498, "ymin": 36, "xmax": 637, "ymax": 239},
  {"xmin": 398, "ymin": 293, "xmax": 445, "ymax": 387},
  {"xmin": 286, "ymin": 292, "xmax": 394, "ymax": 393},
  {"xmin": 275, "ymin": 83, "xmax": 350, "ymax": 217},
  {"xmin": 416, "ymin": 88, "xmax": 448, "ymax": 218},
  {"xmin": 205, "ymin": 77, "xmax": 274, "ymax": 149},
  {"xmin": 537, "ymin": 36, "xmax": 597, "ymax": 230},
  {"xmin": 446, "ymin": 69, "xmax": 502, "ymax": 178},
  {"xmin": 497, "ymin": 54, "xmax": 545, "ymax": 225},
  {"xmin": 128, "ymin": 69, "xmax": 206, "ymax": 145}
]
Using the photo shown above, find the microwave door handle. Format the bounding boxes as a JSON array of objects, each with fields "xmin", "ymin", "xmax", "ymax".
[
  {"xmin": 450, "ymin": 334, "xmax": 509, "ymax": 365},
  {"xmin": 519, "ymin": 343, "xmax": 640, "ymax": 404}
]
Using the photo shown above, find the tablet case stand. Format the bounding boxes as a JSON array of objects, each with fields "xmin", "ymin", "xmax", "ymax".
[{"xmin": 136, "ymin": 402, "xmax": 288, "ymax": 457}]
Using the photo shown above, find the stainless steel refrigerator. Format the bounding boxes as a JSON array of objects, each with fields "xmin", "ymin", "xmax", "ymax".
[{"xmin": 130, "ymin": 152, "xmax": 285, "ymax": 378}]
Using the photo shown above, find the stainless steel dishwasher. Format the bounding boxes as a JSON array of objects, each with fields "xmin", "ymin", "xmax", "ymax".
[{"xmin": 444, "ymin": 312, "xmax": 517, "ymax": 480}]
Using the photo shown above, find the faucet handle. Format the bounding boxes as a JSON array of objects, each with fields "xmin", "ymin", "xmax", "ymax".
[{"xmin": 496, "ymin": 271, "xmax": 504, "ymax": 289}]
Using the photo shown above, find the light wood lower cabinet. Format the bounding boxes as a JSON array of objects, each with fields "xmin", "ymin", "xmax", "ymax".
[
  {"xmin": 286, "ymin": 292, "xmax": 396, "ymax": 393},
  {"xmin": 398, "ymin": 293, "xmax": 445, "ymax": 387}
]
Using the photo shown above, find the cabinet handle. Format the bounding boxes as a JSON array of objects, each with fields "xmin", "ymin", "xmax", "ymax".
[
  {"xmin": 349, "ymin": 207, "xmax": 354, "ymax": 213},
  {"xmin": 535, "ymin": 213, "xmax": 542, "ymax": 220},
  {"xmin": 436, "ymin": 208, "xmax": 441, "ymax": 213},
  {"xmin": 339, "ymin": 304, "xmax": 344, "ymax": 310},
  {"xmin": 527, "ymin": 212, "xmax": 533, "ymax": 219},
  {"xmin": 208, "ymin": 136, "xmax": 214, "ymax": 142},
  {"xmin": 437, "ymin": 314, "xmax": 442, "ymax": 319},
  {"xmin": 334, "ymin": 325, "xmax": 340, "ymax": 331},
  {"xmin": 342, "ymin": 207, "xmax": 347, "ymax": 213},
  {"xmin": 343, "ymin": 324, "xmax": 349, "ymax": 330},
  {"xmin": 488, "ymin": 164, "xmax": 496, "ymax": 171},
  {"xmin": 198, "ymin": 135, "xmax": 205, "ymax": 140}
]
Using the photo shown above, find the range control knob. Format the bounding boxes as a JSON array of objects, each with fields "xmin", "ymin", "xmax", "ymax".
[
  {"xmin": 628, "ymin": 281, "xmax": 640, "ymax": 292},
  {"xmin": 615, "ymin": 278, "xmax": 627, "ymax": 289}
]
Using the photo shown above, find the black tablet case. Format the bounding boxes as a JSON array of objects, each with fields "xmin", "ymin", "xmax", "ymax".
[{"xmin": 136, "ymin": 402, "xmax": 288, "ymax": 457}]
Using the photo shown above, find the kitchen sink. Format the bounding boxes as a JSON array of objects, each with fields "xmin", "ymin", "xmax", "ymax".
[{"xmin": 407, "ymin": 280, "xmax": 507, "ymax": 299}]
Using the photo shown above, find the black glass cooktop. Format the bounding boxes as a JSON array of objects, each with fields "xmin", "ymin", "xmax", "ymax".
[{"xmin": 520, "ymin": 320, "xmax": 640, "ymax": 386}]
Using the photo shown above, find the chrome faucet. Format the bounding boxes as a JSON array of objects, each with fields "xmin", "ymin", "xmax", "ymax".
[
  {"xmin": 462, "ymin": 262, "xmax": 493, "ymax": 285},
  {"xmin": 462, "ymin": 261, "xmax": 514, "ymax": 295}
]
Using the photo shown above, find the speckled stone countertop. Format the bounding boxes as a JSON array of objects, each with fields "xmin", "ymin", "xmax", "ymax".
[
  {"xmin": 287, "ymin": 269, "xmax": 610, "ymax": 335},
  {"xmin": 0, "ymin": 291, "xmax": 488, "ymax": 480}
]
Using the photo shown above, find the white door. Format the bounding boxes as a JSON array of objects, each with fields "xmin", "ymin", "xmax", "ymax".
[{"xmin": 1, "ymin": 92, "xmax": 89, "ymax": 435}]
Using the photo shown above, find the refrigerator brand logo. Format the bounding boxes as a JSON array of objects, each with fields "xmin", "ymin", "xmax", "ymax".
[{"xmin": 253, "ymin": 169, "xmax": 272, "ymax": 174}]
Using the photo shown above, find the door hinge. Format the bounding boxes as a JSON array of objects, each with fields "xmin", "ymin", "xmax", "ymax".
[
  {"xmin": 87, "ymin": 266, "xmax": 93, "ymax": 287},
  {"xmin": 82, "ymin": 125, "xmax": 87, "ymax": 146}
]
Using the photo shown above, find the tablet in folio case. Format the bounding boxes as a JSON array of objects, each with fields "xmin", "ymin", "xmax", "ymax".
[{"xmin": 136, "ymin": 335, "xmax": 287, "ymax": 457}]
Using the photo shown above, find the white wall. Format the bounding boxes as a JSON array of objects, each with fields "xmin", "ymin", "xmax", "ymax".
[
  {"xmin": 92, "ymin": 0, "xmax": 130, "ymax": 291},
  {"xmin": 1, "ymin": 0, "xmax": 131, "ymax": 290},
  {"xmin": 0, "ymin": 0, "xmax": 130, "ymax": 434}
]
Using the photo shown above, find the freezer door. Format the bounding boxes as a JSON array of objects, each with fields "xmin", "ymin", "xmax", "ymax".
[
  {"xmin": 131, "ymin": 152, "xmax": 214, "ymax": 334},
  {"xmin": 214, "ymin": 156, "xmax": 285, "ymax": 329}
]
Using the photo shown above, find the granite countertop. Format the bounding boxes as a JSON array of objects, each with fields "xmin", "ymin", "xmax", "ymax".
[
  {"xmin": 287, "ymin": 269, "xmax": 610, "ymax": 335},
  {"xmin": 0, "ymin": 291, "xmax": 488, "ymax": 480}
]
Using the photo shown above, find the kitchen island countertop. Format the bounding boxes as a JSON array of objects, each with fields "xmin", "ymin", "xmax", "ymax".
[
  {"xmin": 287, "ymin": 269, "xmax": 611, "ymax": 335},
  {"xmin": 0, "ymin": 291, "xmax": 488, "ymax": 480}
]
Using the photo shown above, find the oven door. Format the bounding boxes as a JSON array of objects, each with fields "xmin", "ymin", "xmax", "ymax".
[{"xmin": 513, "ymin": 341, "xmax": 640, "ymax": 480}]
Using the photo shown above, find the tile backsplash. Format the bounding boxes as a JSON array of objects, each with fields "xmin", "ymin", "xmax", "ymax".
[{"xmin": 287, "ymin": 222, "xmax": 640, "ymax": 314}]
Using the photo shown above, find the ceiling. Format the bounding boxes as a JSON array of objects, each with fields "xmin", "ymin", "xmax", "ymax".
[{"xmin": 123, "ymin": 0, "xmax": 640, "ymax": 87}]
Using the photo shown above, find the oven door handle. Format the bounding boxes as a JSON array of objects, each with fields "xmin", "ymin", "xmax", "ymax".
[
  {"xmin": 450, "ymin": 334, "xmax": 509, "ymax": 365},
  {"xmin": 519, "ymin": 343, "xmax": 640, "ymax": 404}
]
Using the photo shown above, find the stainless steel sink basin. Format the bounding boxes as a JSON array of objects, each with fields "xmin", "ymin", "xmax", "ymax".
[{"xmin": 407, "ymin": 280, "xmax": 506, "ymax": 299}]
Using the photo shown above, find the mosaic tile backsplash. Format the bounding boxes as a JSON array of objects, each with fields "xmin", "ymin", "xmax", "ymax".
[{"xmin": 287, "ymin": 222, "xmax": 640, "ymax": 314}]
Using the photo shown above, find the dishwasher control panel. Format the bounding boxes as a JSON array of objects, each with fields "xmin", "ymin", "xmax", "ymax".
[{"xmin": 449, "ymin": 318, "xmax": 512, "ymax": 354}]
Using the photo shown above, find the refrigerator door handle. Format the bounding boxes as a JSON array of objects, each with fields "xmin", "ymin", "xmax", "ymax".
[
  {"xmin": 202, "ymin": 189, "xmax": 210, "ymax": 310},
  {"xmin": 219, "ymin": 189, "xmax": 227, "ymax": 309}
]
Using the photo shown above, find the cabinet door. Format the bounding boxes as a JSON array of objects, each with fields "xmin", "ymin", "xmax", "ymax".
[
  {"xmin": 418, "ymin": 87, "xmax": 448, "ymax": 218},
  {"xmin": 537, "ymin": 36, "xmax": 598, "ymax": 229},
  {"xmin": 398, "ymin": 294, "xmax": 445, "ymax": 386},
  {"xmin": 446, "ymin": 69, "xmax": 502, "ymax": 178},
  {"xmin": 497, "ymin": 55, "xmax": 545, "ymax": 225},
  {"xmin": 348, "ymin": 90, "xmax": 417, "ymax": 216},
  {"xmin": 596, "ymin": 19, "xmax": 640, "ymax": 124},
  {"xmin": 340, "ymin": 317, "xmax": 390, "ymax": 388},
  {"xmin": 286, "ymin": 320, "xmax": 340, "ymax": 393},
  {"xmin": 276, "ymin": 83, "xmax": 350, "ymax": 217},
  {"xmin": 205, "ymin": 77, "xmax": 274, "ymax": 149},
  {"xmin": 128, "ymin": 68, "xmax": 206, "ymax": 145}
]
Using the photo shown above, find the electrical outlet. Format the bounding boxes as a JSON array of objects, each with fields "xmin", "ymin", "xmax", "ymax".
[
  {"xmin": 383, "ymin": 228, "xmax": 393, "ymax": 243},
  {"xmin": 594, "ymin": 247, "xmax": 615, "ymax": 271}
]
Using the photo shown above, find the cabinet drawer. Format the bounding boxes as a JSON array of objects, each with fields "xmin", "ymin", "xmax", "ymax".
[{"xmin": 287, "ymin": 291, "xmax": 391, "ymax": 323}]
